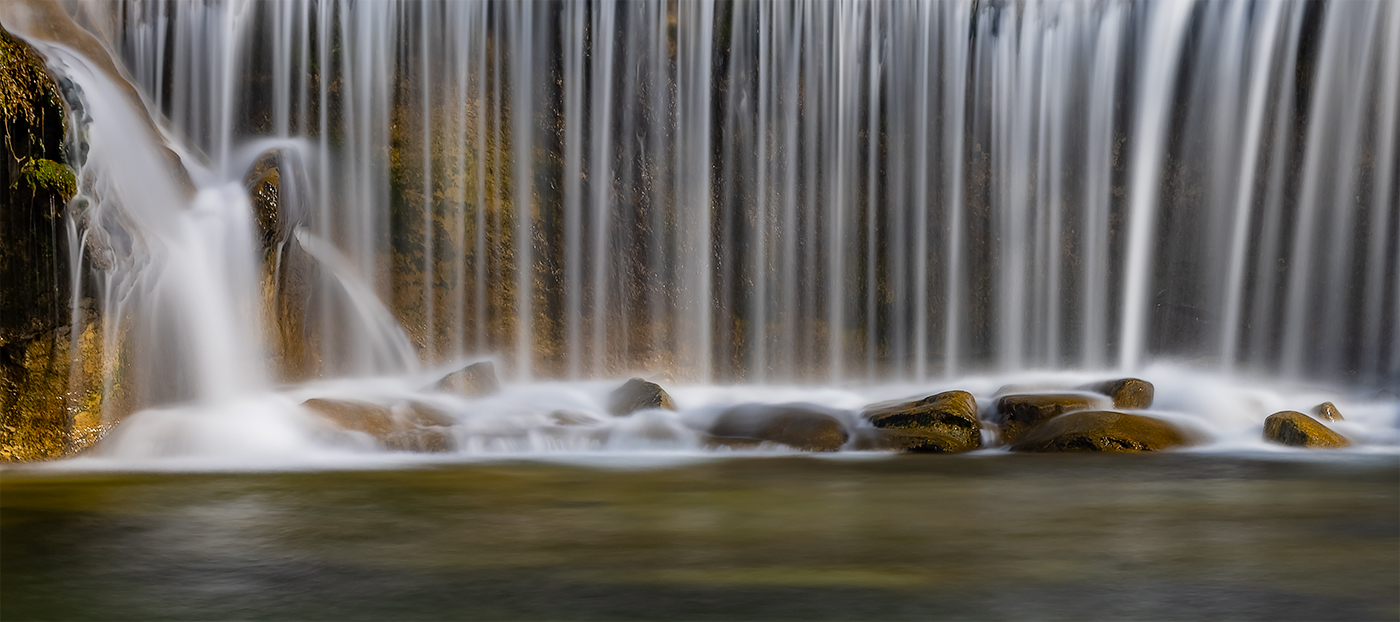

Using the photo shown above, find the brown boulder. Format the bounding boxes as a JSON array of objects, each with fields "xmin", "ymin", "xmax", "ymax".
[
  {"xmin": 1263, "ymin": 411, "xmax": 1350, "ymax": 449},
  {"xmin": 608, "ymin": 377, "xmax": 677, "ymax": 416},
  {"xmin": 1313, "ymin": 402, "xmax": 1344, "ymax": 422},
  {"xmin": 434, "ymin": 361, "xmax": 501, "ymax": 397},
  {"xmin": 1010, "ymin": 410, "xmax": 1198, "ymax": 453},
  {"xmin": 1078, "ymin": 377, "xmax": 1155, "ymax": 409},
  {"xmin": 303, "ymin": 398, "xmax": 454, "ymax": 452},
  {"xmin": 708, "ymin": 403, "xmax": 849, "ymax": 452},
  {"xmin": 860, "ymin": 390, "xmax": 981, "ymax": 453},
  {"xmin": 992, "ymin": 392, "xmax": 1109, "ymax": 444}
]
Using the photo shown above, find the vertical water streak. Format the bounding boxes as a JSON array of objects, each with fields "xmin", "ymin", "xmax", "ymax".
[
  {"xmin": 941, "ymin": 0, "xmax": 969, "ymax": 377},
  {"xmin": 421, "ymin": 0, "xmax": 436, "ymax": 361},
  {"xmin": 676, "ymin": 0, "xmax": 715, "ymax": 381},
  {"xmin": 1363, "ymin": 3, "xmax": 1400, "ymax": 382},
  {"xmin": 562, "ymin": 1, "xmax": 585, "ymax": 378},
  {"xmin": 1219, "ymin": 1, "xmax": 1286, "ymax": 369},
  {"xmin": 1118, "ymin": 0, "xmax": 1196, "ymax": 370},
  {"xmin": 513, "ymin": 0, "xmax": 535, "ymax": 381},
  {"xmin": 589, "ymin": 1, "xmax": 617, "ymax": 375},
  {"xmin": 1281, "ymin": 1, "xmax": 1380, "ymax": 377},
  {"xmin": 912, "ymin": 2, "xmax": 931, "ymax": 380},
  {"xmin": 754, "ymin": 0, "xmax": 770, "ymax": 381}
]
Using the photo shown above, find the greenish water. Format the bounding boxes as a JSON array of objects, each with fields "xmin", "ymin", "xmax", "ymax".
[{"xmin": 3, "ymin": 454, "xmax": 1397, "ymax": 620}]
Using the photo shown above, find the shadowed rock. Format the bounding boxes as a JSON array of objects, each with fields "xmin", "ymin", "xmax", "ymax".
[
  {"xmin": 859, "ymin": 390, "xmax": 981, "ymax": 453},
  {"xmin": 1263, "ymin": 411, "xmax": 1349, "ymax": 448},
  {"xmin": 992, "ymin": 392, "xmax": 1109, "ymax": 445},
  {"xmin": 434, "ymin": 361, "xmax": 500, "ymax": 397},
  {"xmin": 608, "ymin": 377, "xmax": 676, "ymax": 416},
  {"xmin": 708, "ymin": 403, "xmax": 849, "ymax": 452},
  {"xmin": 1078, "ymin": 377, "xmax": 1155, "ymax": 409},
  {"xmin": 303, "ymin": 398, "xmax": 454, "ymax": 452},
  {"xmin": 1010, "ymin": 410, "xmax": 1198, "ymax": 453},
  {"xmin": 1313, "ymin": 401, "xmax": 1343, "ymax": 422}
]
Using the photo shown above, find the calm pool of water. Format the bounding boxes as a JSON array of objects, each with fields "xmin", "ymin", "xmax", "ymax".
[{"xmin": 3, "ymin": 454, "xmax": 1397, "ymax": 620}]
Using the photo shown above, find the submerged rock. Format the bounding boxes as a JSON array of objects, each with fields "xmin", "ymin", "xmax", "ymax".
[
  {"xmin": 859, "ymin": 390, "xmax": 981, "ymax": 453},
  {"xmin": 992, "ymin": 392, "xmax": 1108, "ymax": 445},
  {"xmin": 303, "ymin": 398, "xmax": 455, "ymax": 452},
  {"xmin": 1010, "ymin": 410, "xmax": 1197, "ymax": 453},
  {"xmin": 608, "ymin": 377, "xmax": 676, "ymax": 416},
  {"xmin": 434, "ymin": 361, "xmax": 501, "ymax": 397},
  {"xmin": 1313, "ymin": 401, "xmax": 1344, "ymax": 422},
  {"xmin": 1078, "ymin": 377, "xmax": 1155, "ymax": 410},
  {"xmin": 1263, "ymin": 411, "xmax": 1350, "ymax": 449},
  {"xmin": 708, "ymin": 403, "xmax": 849, "ymax": 452}
]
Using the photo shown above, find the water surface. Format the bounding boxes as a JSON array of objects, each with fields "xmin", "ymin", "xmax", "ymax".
[{"xmin": 4, "ymin": 454, "xmax": 1396, "ymax": 620}]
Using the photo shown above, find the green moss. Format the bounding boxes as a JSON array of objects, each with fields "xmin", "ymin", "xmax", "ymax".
[{"xmin": 13, "ymin": 158, "xmax": 76, "ymax": 203}]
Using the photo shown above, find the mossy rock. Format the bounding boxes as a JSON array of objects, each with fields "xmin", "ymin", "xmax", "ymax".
[
  {"xmin": 1010, "ymin": 410, "xmax": 1198, "ymax": 453},
  {"xmin": 1079, "ymin": 377, "xmax": 1155, "ymax": 410},
  {"xmin": 1, "ymin": 28, "xmax": 63, "ymax": 130},
  {"xmin": 860, "ymin": 390, "xmax": 981, "ymax": 453},
  {"xmin": 1313, "ymin": 402, "xmax": 1343, "ymax": 422},
  {"xmin": 608, "ymin": 377, "xmax": 676, "ymax": 416},
  {"xmin": 434, "ymin": 361, "xmax": 501, "ymax": 397},
  {"xmin": 709, "ymin": 403, "xmax": 849, "ymax": 452},
  {"xmin": 992, "ymin": 392, "xmax": 1108, "ymax": 445},
  {"xmin": 303, "ymin": 398, "xmax": 455, "ymax": 452},
  {"xmin": 1263, "ymin": 411, "xmax": 1349, "ymax": 449},
  {"xmin": 12, "ymin": 158, "xmax": 75, "ymax": 203}
]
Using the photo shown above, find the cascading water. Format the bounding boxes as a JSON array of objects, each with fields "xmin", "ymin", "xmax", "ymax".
[{"xmin": 2, "ymin": 0, "xmax": 1397, "ymax": 465}]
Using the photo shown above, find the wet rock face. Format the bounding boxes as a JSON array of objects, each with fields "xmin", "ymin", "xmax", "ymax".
[
  {"xmin": 1263, "ymin": 411, "xmax": 1349, "ymax": 449},
  {"xmin": 1079, "ymin": 378, "xmax": 1155, "ymax": 410},
  {"xmin": 608, "ymin": 378, "xmax": 676, "ymax": 416},
  {"xmin": 303, "ymin": 398, "xmax": 455, "ymax": 452},
  {"xmin": 1010, "ymin": 410, "xmax": 1198, "ymax": 453},
  {"xmin": 1313, "ymin": 402, "xmax": 1343, "ymax": 422},
  {"xmin": 860, "ymin": 390, "xmax": 981, "ymax": 453},
  {"xmin": 708, "ymin": 403, "xmax": 849, "ymax": 452},
  {"xmin": 435, "ymin": 361, "xmax": 501, "ymax": 397},
  {"xmin": 992, "ymin": 392, "xmax": 1109, "ymax": 445}
]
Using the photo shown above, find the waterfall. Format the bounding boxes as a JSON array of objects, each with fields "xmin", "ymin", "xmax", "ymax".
[{"xmin": 9, "ymin": 0, "xmax": 1399, "ymax": 393}]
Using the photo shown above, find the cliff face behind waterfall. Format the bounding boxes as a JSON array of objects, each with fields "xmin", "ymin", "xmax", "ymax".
[{"xmin": 1, "ymin": 0, "xmax": 1398, "ymax": 461}]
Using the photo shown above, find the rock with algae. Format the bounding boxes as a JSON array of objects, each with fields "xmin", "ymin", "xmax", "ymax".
[
  {"xmin": 1010, "ymin": 410, "xmax": 1199, "ymax": 453},
  {"xmin": 434, "ymin": 361, "xmax": 501, "ymax": 397},
  {"xmin": 856, "ymin": 390, "xmax": 982, "ymax": 453},
  {"xmin": 608, "ymin": 377, "xmax": 676, "ymax": 416},
  {"xmin": 1078, "ymin": 377, "xmax": 1155, "ymax": 410},
  {"xmin": 1313, "ymin": 402, "xmax": 1343, "ymax": 422},
  {"xmin": 708, "ymin": 403, "xmax": 849, "ymax": 452},
  {"xmin": 991, "ymin": 392, "xmax": 1109, "ymax": 445},
  {"xmin": 1263, "ymin": 411, "xmax": 1349, "ymax": 449},
  {"xmin": 303, "ymin": 398, "xmax": 455, "ymax": 452}
]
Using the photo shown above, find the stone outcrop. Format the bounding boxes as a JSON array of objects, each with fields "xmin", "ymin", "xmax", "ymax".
[
  {"xmin": 435, "ymin": 361, "xmax": 501, "ymax": 397},
  {"xmin": 1313, "ymin": 401, "xmax": 1343, "ymax": 422},
  {"xmin": 1010, "ymin": 410, "xmax": 1198, "ymax": 453},
  {"xmin": 858, "ymin": 390, "xmax": 981, "ymax": 453},
  {"xmin": 991, "ymin": 392, "xmax": 1109, "ymax": 445},
  {"xmin": 1079, "ymin": 377, "xmax": 1155, "ymax": 409},
  {"xmin": 1263, "ymin": 411, "xmax": 1349, "ymax": 449},
  {"xmin": 1, "ymin": 27, "xmax": 112, "ymax": 462},
  {"xmin": 303, "ymin": 398, "xmax": 455, "ymax": 452},
  {"xmin": 708, "ymin": 403, "xmax": 849, "ymax": 452},
  {"xmin": 608, "ymin": 377, "xmax": 676, "ymax": 416}
]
